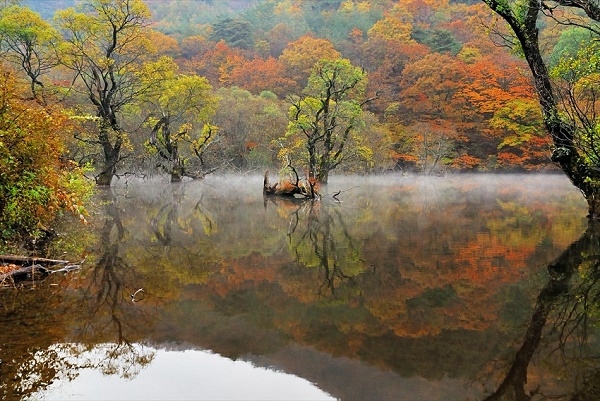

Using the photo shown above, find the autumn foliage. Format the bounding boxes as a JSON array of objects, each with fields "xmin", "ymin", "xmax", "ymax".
[
  {"xmin": 0, "ymin": 0, "xmax": 586, "ymax": 189},
  {"xmin": 155, "ymin": 0, "xmax": 557, "ymax": 173},
  {"xmin": 0, "ymin": 68, "xmax": 92, "ymax": 242}
]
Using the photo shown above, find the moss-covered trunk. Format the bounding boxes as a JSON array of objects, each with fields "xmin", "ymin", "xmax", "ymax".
[{"xmin": 484, "ymin": 0, "xmax": 600, "ymax": 218}]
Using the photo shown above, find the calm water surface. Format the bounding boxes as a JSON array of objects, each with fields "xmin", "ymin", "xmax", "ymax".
[{"xmin": 2, "ymin": 173, "xmax": 598, "ymax": 401}]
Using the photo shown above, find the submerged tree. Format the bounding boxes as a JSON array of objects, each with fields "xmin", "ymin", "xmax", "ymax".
[
  {"xmin": 283, "ymin": 58, "xmax": 373, "ymax": 183},
  {"xmin": 55, "ymin": 0, "xmax": 155, "ymax": 186},
  {"xmin": 481, "ymin": 0, "xmax": 600, "ymax": 218},
  {"xmin": 137, "ymin": 57, "xmax": 218, "ymax": 182}
]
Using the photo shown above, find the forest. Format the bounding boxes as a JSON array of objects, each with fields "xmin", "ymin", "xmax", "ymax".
[{"xmin": 1, "ymin": 0, "xmax": 599, "ymax": 242}]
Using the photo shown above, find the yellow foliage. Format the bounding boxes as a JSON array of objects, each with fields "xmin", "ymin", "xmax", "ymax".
[{"xmin": 367, "ymin": 16, "xmax": 413, "ymax": 42}]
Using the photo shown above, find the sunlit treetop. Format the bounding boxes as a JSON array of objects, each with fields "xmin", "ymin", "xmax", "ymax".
[
  {"xmin": 279, "ymin": 35, "xmax": 341, "ymax": 79},
  {"xmin": 0, "ymin": 5, "xmax": 62, "ymax": 98},
  {"xmin": 367, "ymin": 16, "xmax": 413, "ymax": 42}
]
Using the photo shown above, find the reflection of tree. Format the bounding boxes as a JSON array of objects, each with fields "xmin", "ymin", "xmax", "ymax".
[
  {"xmin": 0, "ymin": 283, "xmax": 72, "ymax": 399},
  {"xmin": 150, "ymin": 185, "xmax": 185, "ymax": 247},
  {"xmin": 15, "ymin": 342, "xmax": 154, "ymax": 397},
  {"xmin": 70, "ymin": 189, "xmax": 155, "ymax": 379},
  {"xmin": 79, "ymin": 190, "xmax": 134, "ymax": 342},
  {"xmin": 143, "ymin": 185, "xmax": 216, "ymax": 291},
  {"xmin": 0, "ymin": 191, "xmax": 156, "ymax": 399},
  {"xmin": 150, "ymin": 185, "xmax": 215, "ymax": 247},
  {"xmin": 267, "ymin": 196, "xmax": 363, "ymax": 298},
  {"xmin": 483, "ymin": 221, "xmax": 600, "ymax": 400}
]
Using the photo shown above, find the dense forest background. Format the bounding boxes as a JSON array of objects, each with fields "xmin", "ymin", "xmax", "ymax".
[
  {"xmin": 7, "ymin": 0, "xmax": 595, "ymax": 239},
  {"xmin": 13, "ymin": 0, "xmax": 557, "ymax": 176}
]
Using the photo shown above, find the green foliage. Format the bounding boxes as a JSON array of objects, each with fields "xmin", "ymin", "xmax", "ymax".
[
  {"xmin": 0, "ymin": 71, "xmax": 93, "ymax": 242},
  {"xmin": 550, "ymin": 36, "xmax": 600, "ymax": 83},
  {"xmin": 490, "ymin": 99, "xmax": 543, "ymax": 149},
  {"xmin": 144, "ymin": 0, "xmax": 232, "ymax": 37},
  {"xmin": 136, "ymin": 57, "xmax": 219, "ymax": 179},
  {"xmin": 304, "ymin": 58, "xmax": 366, "ymax": 100},
  {"xmin": 283, "ymin": 58, "xmax": 371, "ymax": 182},
  {"xmin": 548, "ymin": 32, "xmax": 600, "ymax": 172},
  {"xmin": 0, "ymin": 5, "xmax": 56, "ymax": 44},
  {"xmin": 548, "ymin": 27, "xmax": 594, "ymax": 73},
  {"xmin": 210, "ymin": 17, "xmax": 255, "ymax": 50},
  {"xmin": 323, "ymin": 1, "xmax": 383, "ymax": 42},
  {"xmin": 576, "ymin": 124, "xmax": 600, "ymax": 167},
  {"xmin": 412, "ymin": 28, "xmax": 462, "ymax": 55},
  {"xmin": 0, "ymin": 4, "xmax": 61, "ymax": 98}
]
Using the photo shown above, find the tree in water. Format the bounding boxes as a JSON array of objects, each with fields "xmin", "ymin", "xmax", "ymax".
[
  {"xmin": 482, "ymin": 0, "xmax": 600, "ymax": 218},
  {"xmin": 282, "ymin": 58, "xmax": 374, "ymax": 184},
  {"xmin": 136, "ymin": 57, "xmax": 218, "ymax": 182},
  {"xmin": 55, "ymin": 0, "xmax": 155, "ymax": 186}
]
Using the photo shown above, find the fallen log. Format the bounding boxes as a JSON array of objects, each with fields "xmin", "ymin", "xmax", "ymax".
[
  {"xmin": 0, "ymin": 264, "xmax": 50, "ymax": 285},
  {"xmin": 0, "ymin": 255, "xmax": 83, "ymax": 286},
  {"xmin": 0, "ymin": 255, "xmax": 69, "ymax": 266}
]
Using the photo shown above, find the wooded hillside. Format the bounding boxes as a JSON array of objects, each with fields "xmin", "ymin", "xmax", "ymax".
[{"xmin": 7, "ymin": 0, "xmax": 563, "ymax": 179}]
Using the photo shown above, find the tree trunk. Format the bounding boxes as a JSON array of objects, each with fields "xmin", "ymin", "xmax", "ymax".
[
  {"xmin": 586, "ymin": 193, "xmax": 600, "ymax": 220},
  {"xmin": 170, "ymin": 173, "xmax": 182, "ymax": 182},
  {"xmin": 0, "ymin": 264, "xmax": 50, "ymax": 284},
  {"xmin": 483, "ymin": 0, "xmax": 600, "ymax": 218},
  {"xmin": 96, "ymin": 122, "xmax": 122, "ymax": 186},
  {"xmin": 97, "ymin": 153, "xmax": 118, "ymax": 186},
  {"xmin": 97, "ymin": 166, "xmax": 115, "ymax": 186},
  {"xmin": 319, "ymin": 169, "xmax": 329, "ymax": 184},
  {"xmin": 170, "ymin": 144, "xmax": 183, "ymax": 183}
]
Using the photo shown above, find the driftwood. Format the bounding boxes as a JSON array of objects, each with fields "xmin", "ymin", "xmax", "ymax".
[
  {"xmin": 0, "ymin": 255, "xmax": 82, "ymax": 286},
  {"xmin": 0, "ymin": 255, "xmax": 69, "ymax": 266},
  {"xmin": 0, "ymin": 264, "xmax": 50, "ymax": 284},
  {"xmin": 263, "ymin": 169, "xmax": 318, "ymax": 199}
]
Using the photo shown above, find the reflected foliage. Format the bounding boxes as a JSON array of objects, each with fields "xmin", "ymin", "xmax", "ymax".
[
  {"xmin": 1, "ymin": 175, "xmax": 596, "ymax": 400},
  {"xmin": 483, "ymin": 221, "xmax": 600, "ymax": 400},
  {"xmin": 267, "ymin": 197, "xmax": 364, "ymax": 299}
]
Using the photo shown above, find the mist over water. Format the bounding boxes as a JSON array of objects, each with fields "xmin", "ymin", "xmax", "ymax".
[
  {"xmin": 2, "ymin": 173, "xmax": 594, "ymax": 401},
  {"xmin": 109, "ymin": 171, "xmax": 585, "ymax": 208}
]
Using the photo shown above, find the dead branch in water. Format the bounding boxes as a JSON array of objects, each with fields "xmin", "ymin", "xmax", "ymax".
[
  {"xmin": 263, "ymin": 168, "xmax": 319, "ymax": 199},
  {"xmin": 0, "ymin": 255, "xmax": 70, "ymax": 266},
  {"xmin": 0, "ymin": 264, "xmax": 50, "ymax": 286},
  {"xmin": 0, "ymin": 255, "xmax": 83, "ymax": 287}
]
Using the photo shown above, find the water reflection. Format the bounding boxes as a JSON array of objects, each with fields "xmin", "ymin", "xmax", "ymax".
[
  {"xmin": 2, "ymin": 174, "xmax": 598, "ymax": 400},
  {"xmin": 265, "ymin": 196, "xmax": 362, "ymax": 298},
  {"xmin": 30, "ymin": 344, "xmax": 336, "ymax": 401},
  {"xmin": 483, "ymin": 221, "xmax": 600, "ymax": 400}
]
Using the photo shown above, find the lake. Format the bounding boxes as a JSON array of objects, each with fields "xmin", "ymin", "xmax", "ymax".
[{"xmin": 2, "ymin": 173, "xmax": 598, "ymax": 401}]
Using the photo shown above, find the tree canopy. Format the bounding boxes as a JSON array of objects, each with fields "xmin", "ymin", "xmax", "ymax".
[
  {"xmin": 0, "ymin": 67, "xmax": 92, "ymax": 244},
  {"xmin": 1, "ymin": 0, "xmax": 599, "ymax": 215},
  {"xmin": 482, "ymin": 0, "xmax": 600, "ymax": 218}
]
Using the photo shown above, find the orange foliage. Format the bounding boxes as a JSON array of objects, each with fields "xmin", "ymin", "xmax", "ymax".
[
  {"xmin": 398, "ymin": 53, "xmax": 470, "ymax": 123},
  {"xmin": 458, "ymin": 54, "xmax": 535, "ymax": 116},
  {"xmin": 185, "ymin": 40, "xmax": 247, "ymax": 86},
  {"xmin": 279, "ymin": 35, "xmax": 342, "ymax": 90},
  {"xmin": 364, "ymin": 40, "xmax": 430, "ymax": 114},
  {"xmin": 147, "ymin": 29, "xmax": 181, "ymax": 58},
  {"xmin": 230, "ymin": 57, "xmax": 295, "ymax": 95},
  {"xmin": 452, "ymin": 154, "xmax": 482, "ymax": 169}
]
